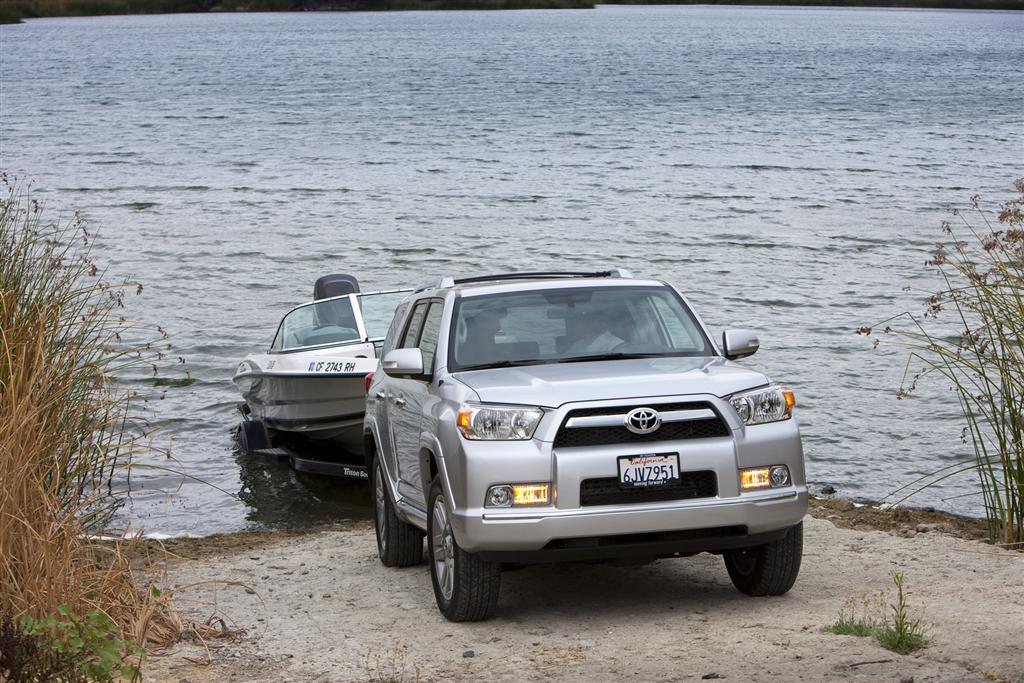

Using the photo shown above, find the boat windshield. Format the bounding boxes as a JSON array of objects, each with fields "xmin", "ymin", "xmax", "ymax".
[
  {"xmin": 271, "ymin": 297, "xmax": 361, "ymax": 352},
  {"xmin": 357, "ymin": 290, "xmax": 413, "ymax": 340},
  {"xmin": 448, "ymin": 285, "xmax": 714, "ymax": 372},
  {"xmin": 269, "ymin": 289, "xmax": 414, "ymax": 353}
]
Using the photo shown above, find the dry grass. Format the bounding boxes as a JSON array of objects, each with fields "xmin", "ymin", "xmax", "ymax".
[{"xmin": 0, "ymin": 178, "xmax": 181, "ymax": 654}]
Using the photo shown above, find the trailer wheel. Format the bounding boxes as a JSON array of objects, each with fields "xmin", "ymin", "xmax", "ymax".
[{"xmin": 238, "ymin": 420, "xmax": 269, "ymax": 456}]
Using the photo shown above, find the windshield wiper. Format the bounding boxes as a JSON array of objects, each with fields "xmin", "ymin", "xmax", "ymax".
[
  {"xmin": 456, "ymin": 353, "xmax": 666, "ymax": 372},
  {"xmin": 455, "ymin": 359, "xmax": 552, "ymax": 372},
  {"xmin": 559, "ymin": 352, "xmax": 664, "ymax": 364}
]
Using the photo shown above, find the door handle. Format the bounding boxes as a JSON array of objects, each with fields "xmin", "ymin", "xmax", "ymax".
[{"xmin": 392, "ymin": 396, "xmax": 407, "ymax": 407}]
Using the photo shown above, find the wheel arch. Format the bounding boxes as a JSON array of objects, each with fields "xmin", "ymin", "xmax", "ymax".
[{"xmin": 419, "ymin": 446, "xmax": 439, "ymax": 496}]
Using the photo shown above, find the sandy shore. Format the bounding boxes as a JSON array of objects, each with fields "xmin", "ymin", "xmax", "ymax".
[{"xmin": 145, "ymin": 501, "xmax": 1022, "ymax": 683}]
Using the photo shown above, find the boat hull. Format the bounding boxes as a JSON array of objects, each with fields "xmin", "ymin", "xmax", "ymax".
[{"xmin": 233, "ymin": 346, "xmax": 377, "ymax": 456}]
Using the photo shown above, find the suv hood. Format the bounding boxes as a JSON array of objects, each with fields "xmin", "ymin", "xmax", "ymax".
[{"xmin": 451, "ymin": 356, "xmax": 769, "ymax": 407}]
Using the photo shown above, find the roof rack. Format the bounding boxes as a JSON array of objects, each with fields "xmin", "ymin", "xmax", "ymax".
[
  {"xmin": 452, "ymin": 269, "xmax": 633, "ymax": 286},
  {"xmin": 414, "ymin": 277, "xmax": 456, "ymax": 293}
]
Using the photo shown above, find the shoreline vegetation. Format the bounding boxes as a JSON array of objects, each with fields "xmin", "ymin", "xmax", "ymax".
[
  {"xmin": 0, "ymin": 181, "xmax": 177, "ymax": 680},
  {"xmin": 0, "ymin": 181, "xmax": 231, "ymax": 682},
  {"xmin": 1, "ymin": 0, "xmax": 1021, "ymax": 25},
  {"xmin": 863, "ymin": 181, "xmax": 1024, "ymax": 548}
]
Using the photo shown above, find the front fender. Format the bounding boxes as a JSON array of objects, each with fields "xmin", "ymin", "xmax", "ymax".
[{"xmin": 418, "ymin": 430, "xmax": 455, "ymax": 506}]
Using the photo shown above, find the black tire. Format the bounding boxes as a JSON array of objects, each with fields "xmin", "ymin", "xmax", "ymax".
[
  {"xmin": 724, "ymin": 522, "xmax": 803, "ymax": 597},
  {"xmin": 427, "ymin": 479, "xmax": 501, "ymax": 622},
  {"xmin": 238, "ymin": 420, "xmax": 269, "ymax": 456},
  {"xmin": 371, "ymin": 455, "xmax": 423, "ymax": 567}
]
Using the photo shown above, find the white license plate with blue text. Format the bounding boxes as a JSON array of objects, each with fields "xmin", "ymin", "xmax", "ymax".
[{"xmin": 617, "ymin": 454, "xmax": 680, "ymax": 488}]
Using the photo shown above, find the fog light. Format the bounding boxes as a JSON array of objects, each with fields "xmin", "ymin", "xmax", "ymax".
[
  {"xmin": 485, "ymin": 485, "xmax": 513, "ymax": 508},
  {"xmin": 512, "ymin": 483, "xmax": 550, "ymax": 506},
  {"xmin": 770, "ymin": 465, "xmax": 791, "ymax": 487},
  {"xmin": 740, "ymin": 467, "xmax": 771, "ymax": 490},
  {"xmin": 740, "ymin": 465, "xmax": 792, "ymax": 490},
  {"xmin": 485, "ymin": 483, "xmax": 550, "ymax": 507}
]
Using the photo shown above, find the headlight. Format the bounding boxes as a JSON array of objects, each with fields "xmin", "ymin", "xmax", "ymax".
[
  {"xmin": 729, "ymin": 386, "xmax": 795, "ymax": 425},
  {"xmin": 456, "ymin": 404, "xmax": 543, "ymax": 440}
]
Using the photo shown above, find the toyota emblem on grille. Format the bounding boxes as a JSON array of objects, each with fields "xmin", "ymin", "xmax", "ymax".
[{"xmin": 625, "ymin": 407, "xmax": 661, "ymax": 435}]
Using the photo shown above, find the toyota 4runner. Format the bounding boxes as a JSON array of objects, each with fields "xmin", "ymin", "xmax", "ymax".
[{"xmin": 364, "ymin": 270, "xmax": 807, "ymax": 622}]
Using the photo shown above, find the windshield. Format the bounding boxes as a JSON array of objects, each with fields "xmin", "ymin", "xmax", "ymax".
[
  {"xmin": 449, "ymin": 286, "xmax": 714, "ymax": 371},
  {"xmin": 357, "ymin": 290, "xmax": 413, "ymax": 340},
  {"xmin": 271, "ymin": 296, "xmax": 361, "ymax": 352},
  {"xmin": 270, "ymin": 289, "xmax": 413, "ymax": 353}
]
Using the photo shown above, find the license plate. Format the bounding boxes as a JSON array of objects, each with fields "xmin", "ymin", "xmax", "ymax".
[{"xmin": 617, "ymin": 453, "xmax": 680, "ymax": 489}]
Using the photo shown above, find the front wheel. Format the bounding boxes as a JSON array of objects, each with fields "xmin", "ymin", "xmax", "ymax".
[
  {"xmin": 427, "ymin": 479, "xmax": 501, "ymax": 622},
  {"xmin": 724, "ymin": 522, "xmax": 803, "ymax": 596},
  {"xmin": 371, "ymin": 456, "xmax": 423, "ymax": 567}
]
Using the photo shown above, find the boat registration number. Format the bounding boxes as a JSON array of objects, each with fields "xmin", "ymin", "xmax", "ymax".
[
  {"xmin": 617, "ymin": 454, "xmax": 680, "ymax": 488},
  {"xmin": 307, "ymin": 361, "xmax": 358, "ymax": 373}
]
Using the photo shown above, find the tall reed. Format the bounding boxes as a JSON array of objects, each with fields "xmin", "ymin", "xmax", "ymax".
[
  {"xmin": 864, "ymin": 179, "xmax": 1024, "ymax": 547},
  {"xmin": 0, "ymin": 178, "xmax": 180, "ymax": 654}
]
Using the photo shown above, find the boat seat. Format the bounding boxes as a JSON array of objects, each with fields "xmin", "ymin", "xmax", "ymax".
[{"xmin": 302, "ymin": 326, "xmax": 359, "ymax": 347}]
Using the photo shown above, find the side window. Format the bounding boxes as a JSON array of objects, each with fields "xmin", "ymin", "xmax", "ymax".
[
  {"xmin": 417, "ymin": 302, "xmax": 444, "ymax": 376},
  {"xmin": 400, "ymin": 302, "xmax": 429, "ymax": 349},
  {"xmin": 381, "ymin": 302, "xmax": 410, "ymax": 356}
]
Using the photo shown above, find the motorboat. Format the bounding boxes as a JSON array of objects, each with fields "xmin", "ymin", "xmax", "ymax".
[{"xmin": 233, "ymin": 274, "xmax": 410, "ymax": 469}]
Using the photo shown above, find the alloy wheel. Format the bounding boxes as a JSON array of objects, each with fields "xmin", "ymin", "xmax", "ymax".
[
  {"xmin": 431, "ymin": 496, "xmax": 455, "ymax": 601},
  {"xmin": 374, "ymin": 463, "xmax": 388, "ymax": 554}
]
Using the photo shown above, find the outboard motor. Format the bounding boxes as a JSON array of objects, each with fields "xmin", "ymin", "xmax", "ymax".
[{"xmin": 313, "ymin": 274, "xmax": 360, "ymax": 300}]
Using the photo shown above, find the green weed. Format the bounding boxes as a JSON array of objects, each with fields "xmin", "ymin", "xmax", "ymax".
[
  {"xmin": 875, "ymin": 571, "xmax": 929, "ymax": 655},
  {"xmin": 365, "ymin": 645, "xmax": 422, "ymax": 683},
  {"xmin": 824, "ymin": 570, "xmax": 929, "ymax": 655},
  {"xmin": 824, "ymin": 592, "xmax": 883, "ymax": 638},
  {"xmin": 16, "ymin": 605, "xmax": 145, "ymax": 683}
]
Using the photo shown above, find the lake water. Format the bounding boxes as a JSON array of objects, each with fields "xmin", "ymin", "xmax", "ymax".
[{"xmin": 1, "ymin": 6, "xmax": 1021, "ymax": 535}]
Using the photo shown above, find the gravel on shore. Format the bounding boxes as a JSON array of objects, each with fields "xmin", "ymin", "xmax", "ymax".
[{"xmin": 145, "ymin": 500, "xmax": 1022, "ymax": 683}]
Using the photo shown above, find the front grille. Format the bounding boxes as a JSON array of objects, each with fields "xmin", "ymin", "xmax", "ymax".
[
  {"xmin": 580, "ymin": 470, "xmax": 718, "ymax": 507},
  {"xmin": 562, "ymin": 402, "xmax": 706, "ymax": 419},
  {"xmin": 554, "ymin": 402, "xmax": 729, "ymax": 448}
]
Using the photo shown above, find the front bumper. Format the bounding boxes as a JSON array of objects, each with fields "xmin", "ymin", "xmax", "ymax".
[{"xmin": 450, "ymin": 487, "xmax": 808, "ymax": 556}]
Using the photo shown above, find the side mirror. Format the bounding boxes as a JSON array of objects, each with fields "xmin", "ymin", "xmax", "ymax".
[
  {"xmin": 381, "ymin": 348, "xmax": 424, "ymax": 377},
  {"xmin": 722, "ymin": 329, "xmax": 759, "ymax": 360}
]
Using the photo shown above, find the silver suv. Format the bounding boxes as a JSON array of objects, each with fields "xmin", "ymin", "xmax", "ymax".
[{"xmin": 364, "ymin": 271, "xmax": 807, "ymax": 622}]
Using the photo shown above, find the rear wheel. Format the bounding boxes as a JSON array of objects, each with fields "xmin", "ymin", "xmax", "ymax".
[
  {"xmin": 371, "ymin": 456, "xmax": 423, "ymax": 567},
  {"xmin": 427, "ymin": 479, "xmax": 501, "ymax": 622},
  {"xmin": 724, "ymin": 522, "xmax": 803, "ymax": 596}
]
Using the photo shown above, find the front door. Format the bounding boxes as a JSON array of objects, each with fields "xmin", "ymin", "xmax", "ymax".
[
  {"xmin": 370, "ymin": 298, "xmax": 412, "ymax": 485},
  {"xmin": 388, "ymin": 299, "xmax": 444, "ymax": 509}
]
